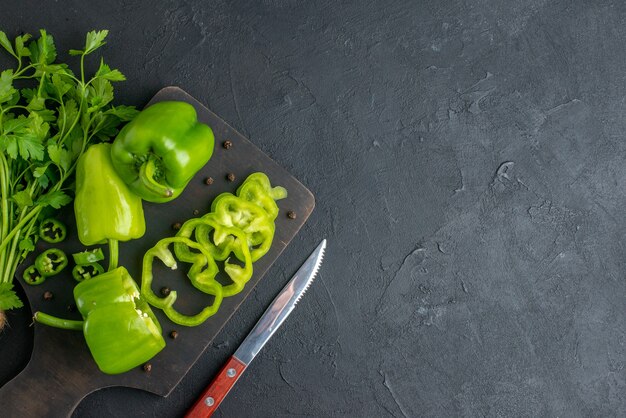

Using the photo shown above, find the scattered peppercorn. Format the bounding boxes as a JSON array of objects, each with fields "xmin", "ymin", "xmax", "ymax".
[
  {"xmin": 287, "ymin": 211, "xmax": 297, "ymax": 220},
  {"xmin": 160, "ymin": 287, "xmax": 171, "ymax": 296},
  {"xmin": 193, "ymin": 209, "xmax": 200, "ymax": 216},
  {"xmin": 170, "ymin": 330, "xmax": 179, "ymax": 339},
  {"xmin": 204, "ymin": 177, "xmax": 214, "ymax": 185},
  {"xmin": 143, "ymin": 363, "xmax": 152, "ymax": 372},
  {"xmin": 223, "ymin": 140, "xmax": 233, "ymax": 150},
  {"xmin": 43, "ymin": 291, "xmax": 53, "ymax": 300},
  {"xmin": 226, "ymin": 173, "xmax": 236, "ymax": 182},
  {"xmin": 172, "ymin": 222, "xmax": 182, "ymax": 231}
]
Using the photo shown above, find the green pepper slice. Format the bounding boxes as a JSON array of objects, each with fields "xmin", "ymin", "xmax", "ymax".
[
  {"xmin": 39, "ymin": 218, "xmax": 67, "ymax": 243},
  {"xmin": 72, "ymin": 248, "xmax": 105, "ymax": 265},
  {"xmin": 210, "ymin": 193, "xmax": 275, "ymax": 262},
  {"xmin": 72, "ymin": 262, "xmax": 105, "ymax": 282},
  {"xmin": 178, "ymin": 214, "xmax": 254, "ymax": 296},
  {"xmin": 23, "ymin": 265, "xmax": 45, "ymax": 285},
  {"xmin": 141, "ymin": 237, "xmax": 223, "ymax": 326},
  {"xmin": 34, "ymin": 248, "xmax": 68, "ymax": 277},
  {"xmin": 236, "ymin": 172, "xmax": 287, "ymax": 219}
]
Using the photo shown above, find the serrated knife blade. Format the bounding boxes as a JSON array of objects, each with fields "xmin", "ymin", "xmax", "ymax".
[{"xmin": 185, "ymin": 239, "xmax": 327, "ymax": 418}]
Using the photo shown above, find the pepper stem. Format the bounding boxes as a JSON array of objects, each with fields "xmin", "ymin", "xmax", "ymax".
[
  {"xmin": 139, "ymin": 158, "xmax": 174, "ymax": 198},
  {"xmin": 33, "ymin": 311, "xmax": 83, "ymax": 331},
  {"xmin": 108, "ymin": 239, "xmax": 119, "ymax": 271}
]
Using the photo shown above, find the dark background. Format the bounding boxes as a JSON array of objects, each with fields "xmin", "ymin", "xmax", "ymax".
[{"xmin": 1, "ymin": 0, "xmax": 626, "ymax": 416}]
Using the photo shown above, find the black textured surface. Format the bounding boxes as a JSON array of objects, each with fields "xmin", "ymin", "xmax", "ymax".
[{"xmin": 1, "ymin": 1, "xmax": 626, "ymax": 417}]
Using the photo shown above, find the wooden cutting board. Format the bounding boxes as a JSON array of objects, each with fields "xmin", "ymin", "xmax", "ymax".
[{"xmin": 0, "ymin": 86, "xmax": 315, "ymax": 417}]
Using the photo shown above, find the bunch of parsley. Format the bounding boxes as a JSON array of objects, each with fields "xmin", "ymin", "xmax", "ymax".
[{"xmin": 0, "ymin": 29, "xmax": 138, "ymax": 327}]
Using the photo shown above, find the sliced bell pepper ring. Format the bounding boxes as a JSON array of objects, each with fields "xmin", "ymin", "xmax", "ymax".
[
  {"xmin": 178, "ymin": 213, "xmax": 254, "ymax": 297},
  {"xmin": 38, "ymin": 218, "xmax": 67, "ymax": 243},
  {"xmin": 23, "ymin": 265, "xmax": 45, "ymax": 285},
  {"xmin": 141, "ymin": 237, "xmax": 223, "ymax": 327},
  {"xmin": 210, "ymin": 193, "xmax": 275, "ymax": 262},
  {"xmin": 236, "ymin": 172, "xmax": 287, "ymax": 220},
  {"xmin": 34, "ymin": 248, "xmax": 68, "ymax": 277},
  {"xmin": 72, "ymin": 262, "xmax": 105, "ymax": 282},
  {"xmin": 72, "ymin": 248, "xmax": 105, "ymax": 265}
]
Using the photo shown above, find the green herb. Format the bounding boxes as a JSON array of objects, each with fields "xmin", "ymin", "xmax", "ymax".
[{"xmin": 0, "ymin": 29, "xmax": 138, "ymax": 324}]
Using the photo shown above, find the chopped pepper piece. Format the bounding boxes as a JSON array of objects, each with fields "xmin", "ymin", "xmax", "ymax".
[
  {"xmin": 72, "ymin": 262, "xmax": 105, "ymax": 282},
  {"xmin": 34, "ymin": 266, "xmax": 165, "ymax": 374},
  {"xmin": 23, "ymin": 265, "xmax": 45, "ymax": 285},
  {"xmin": 111, "ymin": 101, "xmax": 215, "ymax": 203},
  {"xmin": 34, "ymin": 248, "xmax": 68, "ymax": 277},
  {"xmin": 38, "ymin": 218, "xmax": 67, "ymax": 243},
  {"xmin": 72, "ymin": 248, "xmax": 105, "ymax": 265}
]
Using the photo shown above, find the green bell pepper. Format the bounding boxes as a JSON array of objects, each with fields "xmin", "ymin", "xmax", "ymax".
[
  {"xmin": 75, "ymin": 143, "xmax": 146, "ymax": 270},
  {"xmin": 111, "ymin": 101, "xmax": 215, "ymax": 203},
  {"xmin": 34, "ymin": 266, "xmax": 165, "ymax": 375}
]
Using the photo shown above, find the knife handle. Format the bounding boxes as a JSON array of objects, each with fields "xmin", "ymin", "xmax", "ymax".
[{"xmin": 185, "ymin": 356, "xmax": 247, "ymax": 418}]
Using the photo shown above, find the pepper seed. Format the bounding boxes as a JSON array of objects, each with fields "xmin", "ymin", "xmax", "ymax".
[
  {"xmin": 143, "ymin": 363, "xmax": 152, "ymax": 372},
  {"xmin": 226, "ymin": 173, "xmax": 236, "ymax": 182},
  {"xmin": 170, "ymin": 330, "xmax": 179, "ymax": 339},
  {"xmin": 43, "ymin": 291, "xmax": 53, "ymax": 301},
  {"xmin": 193, "ymin": 209, "xmax": 200, "ymax": 216},
  {"xmin": 67, "ymin": 303, "xmax": 77, "ymax": 312},
  {"xmin": 223, "ymin": 140, "xmax": 233, "ymax": 150},
  {"xmin": 287, "ymin": 211, "xmax": 297, "ymax": 220},
  {"xmin": 205, "ymin": 177, "xmax": 214, "ymax": 185},
  {"xmin": 172, "ymin": 222, "xmax": 182, "ymax": 231},
  {"xmin": 160, "ymin": 287, "xmax": 171, "ymax": 296}
]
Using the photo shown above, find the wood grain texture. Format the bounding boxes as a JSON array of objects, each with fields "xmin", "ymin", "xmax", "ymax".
[{"xmin": 0, "ymin": 86, "xmax": 314, "ymax": 417}]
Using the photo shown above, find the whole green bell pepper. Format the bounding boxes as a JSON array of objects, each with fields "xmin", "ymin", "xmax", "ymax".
[
  {"xmin": 110, "ymin": 101, "xmax": 215, "ymax": 203},
  {"xmin": 75, "ymin": 143, "xmax": 146, "ymax": 269},
  {"xmin": 34, "ymin": 266, "xmax": 165, "ymax": 375}
]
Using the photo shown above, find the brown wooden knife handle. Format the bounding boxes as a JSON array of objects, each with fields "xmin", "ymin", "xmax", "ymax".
[{"xmin": 185, "ymin": 356, "xmax": 247, "ymax": 418}]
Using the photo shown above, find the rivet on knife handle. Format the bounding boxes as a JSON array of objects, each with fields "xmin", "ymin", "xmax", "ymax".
[{"xmin": 185, "ymin": 355, "xmax": 247, "ymax": 418}]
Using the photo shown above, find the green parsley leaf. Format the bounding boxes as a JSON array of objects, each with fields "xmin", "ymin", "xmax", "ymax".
[
  {"xmin": 15, "ymin": 33, "xmax": 32, "ymax": 58},
  {"xmin": 28, "ymin": 29, "xmax": 57, "ymax": 66},
  {"xmin": 0, "ymin": 283, "xmax": 24, "ymax": 310},
  {"xmin": 48, "ymin": 144, "xmax": 72, "ymax": 171},
  {"xmin": 12, "ymin": 190, "xmax": 33, "ymax": 208},
  {"xmin": 0, "ymin": 31, "xmax": 15, "ymax": 56},
  {"xmin": 95, "ymin": 58, "xmax": 126, "ymax": 82},
  {"xmin": 0, "ymin": 69, "xmax": 17, "ymax": 103},
  {"xmin": 105, "ymin": 105, "xmax": 139, "ymax": 121},
  {"xmin": 36, "ymin": 190, "xmax": 71, "ymax": 209},
  {"xmin": 18, "ymin": 237, "xmax": 35, "ymax": 252},
  {"xmin": 84, "ymin": 30, "xmax": 109, "ymax": 54},
  {"xmin": 33, "ymin": 163, "xmax": 50, "ymax": 178}
]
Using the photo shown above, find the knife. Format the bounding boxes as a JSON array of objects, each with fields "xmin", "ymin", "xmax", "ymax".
[{"xmin": 185, "ymin": 239, "xmax": 327, "ymax": 418}]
